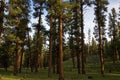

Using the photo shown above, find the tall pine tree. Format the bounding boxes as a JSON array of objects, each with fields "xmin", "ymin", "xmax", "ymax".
[{"xmin": 94, "ymin": 0, "xmax": 108, "ymax": 75}]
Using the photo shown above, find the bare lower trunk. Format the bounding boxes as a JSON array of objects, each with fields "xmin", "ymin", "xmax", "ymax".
[
  {"xmin": 76, "ymin": 50, "xmax": 80, "ymax": 74},
  {"xmin": 35, "ymin": 51, "xmax": 39, "ymax": 72},
  {"xmin": 57, "ymin": 50, "xmax": 60, "ymax": 74},
  {"xmin": 99, "ymin": 26, "xmax": 104, "ymax": 75},
  {"xmin": 48, "ymin": 15, "xmax": 53, "ymax": 77},
  {"xmin": 75, "ymin": 0, "xmax": 80, "ymax": 74},
  {"xmin": 14, "ymin": 43, "xmax": 21, "ymax": 76},
  {"xmin": 80, "ymin": 0, "xmax": 86, "ymax": 74},
  {"xmin": 59, "ymin": 15, "xmax": 64, "ymax": 80},
  {"xmin": 53, "ymin": 49, "xmax": 56, "ymax": 73},
  {"xmin": 19, "ymin": 45, "xmax": 24, "ymax": 73}
]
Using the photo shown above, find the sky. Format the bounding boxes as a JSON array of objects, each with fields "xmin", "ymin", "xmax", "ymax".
[
  {"xmin": 84, "ymin": 0, "xmax": 120, "ymax": 43},
  {"xmin": 29, "ymin": 0, "xmax": 120, "ymax": 43}
]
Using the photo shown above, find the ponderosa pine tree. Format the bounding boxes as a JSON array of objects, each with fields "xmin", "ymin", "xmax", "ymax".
[
  {"xmin": 72, "ymin": 0, "xmax": 81, "ymax": 74},
  {"xmin": 18, "ymin": 0, "xmax": 31, "ymax": 73},
  {"xmin": 8, "ymin": 0, "xmax": 30, "ymax": 75},
  {"xmin": 57, "ymin": 0, "xmax": 64, "ymax": 79},
  {"xmin": 72, "ymin": 0, "xmax": 91, "ymax": 74},
  {"xmin": 47, "ymin": 0, "xmax": 71, "ymax": 79},
  {"xmin": 33, "ymin": 0, "xmax": 45, "ymax": 72},
  {"xmin": 46, "ymin": 0, "xmax": 55, "ymax": 77},
  {"xmin": 94, "ymin": 0, "xmax": 108, "ymax": 75},
  {"xmin": 68, "ymin": 0, "xmax": 90, "ymax": 74},
  {"xmin": 8, "ymin": 0, "xmax": 22, "ymax": 75}
]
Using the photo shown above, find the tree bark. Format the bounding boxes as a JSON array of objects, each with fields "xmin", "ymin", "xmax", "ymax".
[
  {"xmin": 96, "ymin": 0, "xmax": 105, "ymax": 75},
  {"xmin": 74, "ymin": 0, "xmax": 80, "ymax": 74},
  {"xmin": 35, "ymin": 7, "xmax": 42, "ymax": 72},
  {"xmin": 14, "ymin": 43, "xmax": 21, "ymax": 76},
  {"xmin": 98, "ymin": 22, "xmax": 104, "ymax": 75},
  {"xmin": 0, "ymin": 0, "xmax": 4, "ymax": 36},
  {"xmin": 27, "ymin": 31, "xmax": 33, "ymax": 72},
  {"xmin": 80, "ymin": 0, "xmax": 86, "ymax": 75},
  {"xmin": 59, "ymin": 14, "xmax": 64, "ymax": 80},
  {"xmin": 76, "ymin": 49, "xmax": 80, "ymax": 74},
  {"xmin": 19, "ymin": 44, "xmax": 24, "ymax": 73},
  {"xmin": 48, "ymin": 15, "xmax": 53, "ymax": 77},
  {"xmin": 56, "ymin": 29, "xmax": 59, "ymax": 74},
  {"xmin": 35, "ymin": 27, "xmax": 40, "ymax": 72}
]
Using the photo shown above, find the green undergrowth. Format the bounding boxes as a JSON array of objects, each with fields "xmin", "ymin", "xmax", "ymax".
[{"xmin": 0, "ymin": 55, "xmax": 120, "ymax": 80}]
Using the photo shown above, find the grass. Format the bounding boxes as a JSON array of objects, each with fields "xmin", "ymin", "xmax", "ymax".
[{"xmin": 0, "ymin": 55, "xmax": 120, "ymax": 80}]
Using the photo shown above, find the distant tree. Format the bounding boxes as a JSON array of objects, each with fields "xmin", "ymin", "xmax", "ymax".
[
  {"xmin": 91, "ymin": 37, "xmax": 97, "ymax": 55},
  {"xmin": 88, "ymin": 29, "xmax": 91, "ymax": 55},
  {"xmin": 118, "ymin": 5, "xmax": 120, "ymax": 57},
  {"xmin": 108, "ymin": 8, "xmax": 119, "ymax": 63}
]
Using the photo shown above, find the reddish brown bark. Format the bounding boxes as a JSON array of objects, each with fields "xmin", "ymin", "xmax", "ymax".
[
  {"xmin": 14, "ymin": 43, "xmax": 21, "ymax": 76},
  {"xmin": 59, "ymin": 14, "xmax": 64, "ymax": 80},
  {"xmin": 19, "ymin": 44, "xmax": 24, "ymax": 73}
]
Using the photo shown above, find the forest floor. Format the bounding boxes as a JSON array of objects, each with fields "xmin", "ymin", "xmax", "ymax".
[{"xmin": 0, "ymin": 55, "xmax": 120, "ymax": 80}]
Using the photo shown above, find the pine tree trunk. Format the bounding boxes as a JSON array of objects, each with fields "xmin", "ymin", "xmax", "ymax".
[
  {"xmin": 113, "ymin": 29, "xmax": 116, "ymax": 63},
  {"xmin": 48, "ymin": 15, "xmax": 53, "ymax": 77},
  {"xmin": 0, "ymin": 0, "xmax": 4, "ymax": 36},
  {"xmin": 80, "ymin": 0, "xmax": 85, "ymax": 75},
  {"xmin": 19, "ymin": 44, "xmax": 24, "ymax": 73},
  {"xmin": 35, "ymin": 7, "xmax": 42, "ymax": 72},
  {"xmin": 59, "ymin": 14, "xmax": 64, "ymax": 80},
  {"xmin": 35, "ymin": 29, "xmax": 39, "ymax": 72},
  {"xmin": 53, "ymin": 39, "xmax": 57, "ymax": 73},
  {"xmin": 14, "ymin": 43, "xmax": 21, "ymax": 76},
  {"xmin": 27, "ymin": 31, "xmax": 33, "ymax": 72},
  {"xmin": 99, "ymin": 25, "xmax": 104, "ymax": 75},
  {"xmin": 75, "ymin": 0, "xmax": 80, "ymax": 74},
  {"xmin": 57, "ymin": 47, "xmax": 60, "ymax": 74},
  {"xmin": 76, "ymin": 49, "xmax": 80, "ymax": 74}
]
